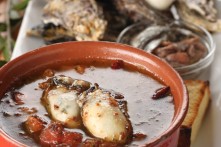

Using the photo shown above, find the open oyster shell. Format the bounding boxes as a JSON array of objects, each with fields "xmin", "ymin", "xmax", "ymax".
[
  {"xmin": 176, "ymin": 0, "xmax": 221, "ymax": 32},
  {"xmin": 27, "ymin": 0, "xmax": 107, "ymax": 44},
  {"xmin": 111, "ymin": 0, "xmax": 174, "ymax": 24}
]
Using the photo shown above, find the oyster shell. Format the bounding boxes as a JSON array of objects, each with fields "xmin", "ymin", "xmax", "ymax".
[
  {"xmin": 96, "ymin": 0, "xmax": 130, "ymax": 42},
  {"xmin": 28, "ymin": 0, "xmax": 107, "ymax": 43},
  {"xmin": 176, "ymin": 0, "xmax": 221, "ymax": 32},
  {"xmin": 111, "ymin": 0, "xmax": 174, "ymax": 24}
]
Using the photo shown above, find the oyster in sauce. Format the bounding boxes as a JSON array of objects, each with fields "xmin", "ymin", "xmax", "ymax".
[
  {"xmin": 40, "ymin": 75, "xmax": 91, "ymax": 128},
  {"xmin": 79, "ymin": 86, "xmax": 132, "ymax": 144},
  {"xmin": 40, "ymin": 75, "xmax": 132, "ymax": 143}
]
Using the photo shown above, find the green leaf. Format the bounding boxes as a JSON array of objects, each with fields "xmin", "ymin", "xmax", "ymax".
[
  {"xmin": 0, "ymin": 60, "xmax": 7, "ymax": 67},
  {"xmin": 3, "ymin": 49, "xmax": 11, "ymax": 61},
  {"xmin": 0, "ymin": 36, "xmax": 5, "ymax": 51},
  {"xmin": 2, "ymin": 44, "xmax": 11, "ymax": 62},
  {"xmin": 12, "ymin": 0, "xmax": 29, "ymax": 11},
  {"xmin": 0, "ymin": 23, "xmax": 7, "ymax": 32}
]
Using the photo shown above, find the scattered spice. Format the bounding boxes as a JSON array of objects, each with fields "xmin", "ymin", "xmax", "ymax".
[
  {"xmin": 133, "ymin": 132, "xmax": 147, "ymax": 141},
  {"xmin": 112, "ymin": 92, "xmax": 124, "ymax": 99},
  {"xmin": 74, "ymin": 65, "xmax": 86, "ymax": 74},
  {"xmin": 43, "ymin": 69, "xmax": 55, "ymax": 77},
  {"xmin": 54, "ymin": 105, "xmax": 59, "ymax": 110},
  {"xmin": 14, "ymin": 113, "xmax": 22, "ymax": 117},
  {"xmin": 18, "ymin": 107, "xmax": 38, "ymax": 114},
  {"xmin": 108, "ymin": 98, "xmax": 118, "ymax": 107},
  {"xmin": 114, "ymin": 112, "xmax": 119, "ymax": 116},
  {"xmin": 111, "ymin": 60, "xmax": 124, "ymax": 70},
  {"xmin": 72, "ymin": 117, "xmax": 79, "ymax": 122},
  {"xmin": 152, "ymin": 86, "xmax": 170, "ymax": 100},
  {"xmin": 38, "ymin": 81, "xmax": 50, "ymax": 89},
  {"xmin": 12, "ymin": 91, "xmax": 25, "ymax": 105}
]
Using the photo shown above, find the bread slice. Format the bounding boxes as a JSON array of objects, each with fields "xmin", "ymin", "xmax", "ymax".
[{"xmin": 178, "ymin": 80, "xmax": 211, "ymax": 147}]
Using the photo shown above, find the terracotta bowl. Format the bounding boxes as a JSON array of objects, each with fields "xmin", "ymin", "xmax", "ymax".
[{"xmin": 0, "ymin": 41, "xmax": 188, "ymax": 146}]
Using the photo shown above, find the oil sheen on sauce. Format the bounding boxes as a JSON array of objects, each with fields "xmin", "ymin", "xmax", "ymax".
[{"xmin": 0, "ymin": 65, "xmax": 174, "ymax": 146}]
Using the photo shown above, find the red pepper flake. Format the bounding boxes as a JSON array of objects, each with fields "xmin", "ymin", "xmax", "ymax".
[
  {"xmin": 13, "ymin": 92, "xmax": 25, "ymax": 105},
  {"xmin": 108, "ymin": 98, "xmax": 118, "ymax": 107},
  {"xmin": 18, "ymin": 107, "xmax": 38, "ymax": 114},
  {"xmin": 133, "ymin": 133, "xmax": 147, "ymax": 141},
  {"xmin": 43, "ymin": 69, "xmax": 55, "ymax": 77},
  {"xmin": 152, "ymin": 86, "xmax": 170, "ymax": 100},
  {"xmin": 38, "ymin": 81, "xmax": 50, "ymax": 90},
  {"xmin": 74, "ymin": 65, "xmax": 86, "ymax": 74},
  {"xmin": 54, "ymin": 105, "xmax": 59, "ymax": 110},
  {"xmin": 113, "ymin": 93, "xmax": 124, "ymax": 99},
  {"xmin": 14, "ymin": 113, "xmax": 22, "ymax": 117},
  {"xmin": 72, "ymin": 117, "xmax": 79, "ymax": 122},
  {"xmin": 28, "ymin": 108, "xmax": 38, "ymax": 114},
  {"xmin": 114, "ymin": 112, "xmax": 119, "ymax": 116},
  {"xmin": 111, "ymin": 60, "xmax": 124, "ymax": 70}
]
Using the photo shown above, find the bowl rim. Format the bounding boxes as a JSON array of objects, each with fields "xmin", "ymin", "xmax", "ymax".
[{"xmin": 0, "ymin": 41, "xmax": 188, "ymax": 146}]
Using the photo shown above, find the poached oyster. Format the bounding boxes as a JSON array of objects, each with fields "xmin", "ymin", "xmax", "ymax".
[
  {"xmin": 40, "ymin": 75, "xmax": 91, "ymax": 128},
  {"xmin": 78, "ymin": 85, "xmax": 132, "ymax": 144}
]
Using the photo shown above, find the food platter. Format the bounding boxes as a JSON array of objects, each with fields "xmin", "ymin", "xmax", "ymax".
[{"xmin": 11, "ymin": 0, "xmax": 221, "ymax": 146}]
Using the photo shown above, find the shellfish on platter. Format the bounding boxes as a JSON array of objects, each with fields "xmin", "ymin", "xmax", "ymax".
[
  {"xmin": 27, "ymin": 0, "xmax": 175, "ymax": 44},
  {"xmin": 175, "ymin": 0, "xmax": 221, "ymax": 32},
  {"xmin": 27, "ymin": 0, "xmax": 107, "ymax": 44},
  {"xmin": 111, "ymin": 0, "xmax": 174, "ymax": 24}
]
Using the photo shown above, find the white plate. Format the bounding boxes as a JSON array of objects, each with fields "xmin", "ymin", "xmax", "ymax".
[{"xmin": 12, "ymin": 0, "xmax": 221, "ymax": 146}]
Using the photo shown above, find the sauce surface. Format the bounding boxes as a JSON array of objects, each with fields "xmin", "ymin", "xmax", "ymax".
[{"xmin": 0, "ymin": 64, "xmax": 174, "ymax": 146}]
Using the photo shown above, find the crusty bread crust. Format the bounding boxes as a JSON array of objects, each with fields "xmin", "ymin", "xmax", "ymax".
[{"xmin": 178, "ymin": 80, "xmax": 211, "ymax": 147}]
